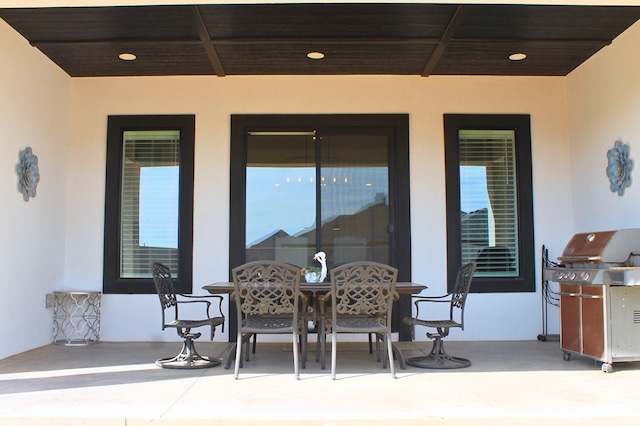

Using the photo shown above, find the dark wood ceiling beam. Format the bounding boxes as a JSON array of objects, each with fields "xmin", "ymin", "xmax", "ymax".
[
  {"xmin": 192, "ymin": 5, "xmax": 225, "ymax": 77},
  {"xmin": 30, "ymin": 37, "xmax": 612, "ymax": 48},
  {"xmin": 29, "ymin": 37, "xmax": 443, "ymax": 47},
  {"xmin": 31, "ymin": 39, "xmax": 203, "ymax": 47},
  {"xmin": 454, "ymin": 38, "xmax": 611, "ymax": 47},
  {"xmin": 422, "ymin": 5, "xmax": 469, "ymax": 77},
  {"xmin": 212, "ymin": 37, "xmax": 442, "ymax": 45}
]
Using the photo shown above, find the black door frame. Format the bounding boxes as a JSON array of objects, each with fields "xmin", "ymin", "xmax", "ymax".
[{"xmin": 229, "ymin": 114, "xmax": 412, "ymax": 340}]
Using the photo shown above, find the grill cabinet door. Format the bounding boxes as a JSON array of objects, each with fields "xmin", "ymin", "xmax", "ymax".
[
  {"xmin": 560, "ymin": 284, "xmax": 580, "ymax": 353},
  {"xmin": 581, "ymin": 285, "xmax": 605, "ymax": 358}
]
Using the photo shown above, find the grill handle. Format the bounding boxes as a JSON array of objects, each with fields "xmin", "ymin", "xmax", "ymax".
[
  {"xmin": 557, "ymin": 255, "xmax": 602, "ymax": 263},
  {"xmin": 557, "ymin": 291, "xmax": 602, "ymax": 299}
]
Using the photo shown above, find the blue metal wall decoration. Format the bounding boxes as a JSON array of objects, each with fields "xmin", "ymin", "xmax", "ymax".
[
  {"xmin": 16, "ymin": 146, "xmax": 40, "ymax": 201},
  {"xmin": 606, "ymin": 139, "xmax": 633, "ymax": 196}
]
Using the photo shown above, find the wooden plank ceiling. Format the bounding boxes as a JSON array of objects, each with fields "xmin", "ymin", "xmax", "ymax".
[{"xmin": 1, "ymin": 3, "xmax": 639, "ymax": 77}]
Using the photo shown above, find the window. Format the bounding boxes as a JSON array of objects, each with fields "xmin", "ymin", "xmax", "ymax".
[
  {"xmin": 444, "ymin": 114, "xmax": 534, "ymax": 293},
  {"xmin": 103, "ymin": 115, "xmax": 194, "ymax": 294},
  {"xmin": 230, "ymin": 114, "xmax": 413, "ymax": 339}
]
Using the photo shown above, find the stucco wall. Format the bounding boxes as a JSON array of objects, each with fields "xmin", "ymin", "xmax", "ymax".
[
  {"xmin": 0, "ymin": 18, "xmax": 71, "ymax": 359},
  {"xmin": 64, "ymin": 73, "xmax": 572, "ymax": 343},
  {"xmin": 567, "ymin": 20, "xmax": 640, "ymax": 231}
]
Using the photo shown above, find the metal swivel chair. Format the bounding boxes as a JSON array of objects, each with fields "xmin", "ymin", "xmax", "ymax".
[
  {"xmin": 403, "ymin": 262, "xmax": 476, "ymax": 369},
  {"xmin": 151, "ymin": 262, "xmax": 225, "ymax": 369}
]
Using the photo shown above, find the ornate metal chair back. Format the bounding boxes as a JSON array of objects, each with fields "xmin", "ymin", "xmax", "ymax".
[
  {"xmin": 151, "ymin": 262, "xmax": 179, "ymax": 326},
  {"xmin": 330, "ymin": 261, "xmax": 398, "ymax": 320},
  {"xmin": 232, "ymin": 261, "xmax": 302, "ymax": 318},
  {"xmin": 449, "ymin": 261, "xmax": 476, "ymax": 328}
]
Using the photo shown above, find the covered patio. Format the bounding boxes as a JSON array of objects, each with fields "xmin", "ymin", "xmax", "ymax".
[
  {"xmin": 2, "ymin": 340, "xmax": 639, "ymax": 425},
  {"xmin": 2, "ymin": 4, "xmax": 640, "ymax": 425}
]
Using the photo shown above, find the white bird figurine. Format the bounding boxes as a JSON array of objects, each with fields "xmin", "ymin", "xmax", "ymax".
[{"xmin": 313, "ymin": 251, "xmax": 327, "ymax": 283}]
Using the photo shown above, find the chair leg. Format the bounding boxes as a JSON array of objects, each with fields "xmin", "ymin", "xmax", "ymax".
[
  {"xmin": 406, "ymin": 328, "xmax": 471, "ymax": 369},
  {"xmin": 331, "ymin": 330, "xmax": 337, "ymax": 380},
  {"xmin": 380, "ymin": 333, "xmax": 387, "ymax": 369},
  {"xmin": 320, "ymin": 321, "xmax": 327, "ymax": 370},
  {"xmin": 315, "ymin": 330, "xmax": 321, "ymax": 363},
  {"xmin": 234, "ymin": 331, "xmax": 243, "ymax": 379},
  {"xmin": 245, "ymin": 335, "xmax": 252, "ymax": 362},
  {"xmin": 315, "ymin": 316, "xmax": 323, "ymax": 364},
  {"xmin": 386, "ymin": 332, "xmax": 396, "ymax": 378},
  {"xmin": 301, "ymin": 320, "xmax": 308, "ymax": 370},
  {"xmin": 293, "ymin": 331, "xmax": 300, "ymax": 380}
]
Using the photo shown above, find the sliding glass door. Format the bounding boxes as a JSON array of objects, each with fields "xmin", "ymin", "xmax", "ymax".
[
  {"xmin": 244, "ymin": 129, "xmax": 390, "ymax": 269},
  {"xmin": 231, "ymin": 114, "xmax": 412, "ymax": 339}
]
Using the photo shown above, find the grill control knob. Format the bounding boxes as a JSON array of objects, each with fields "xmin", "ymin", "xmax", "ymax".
[
  {"xmin": 569, "ymin": 272, "xmax": 577, "ymax": 280},
  {"xmin": 580, "ymin": 272, "xmax": 590, "ymax": 282}
]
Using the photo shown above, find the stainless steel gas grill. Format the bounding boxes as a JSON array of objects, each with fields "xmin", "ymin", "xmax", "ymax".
[{"xmin": 544, "ymin": 228, "xmax": 640, "ymax": 372}]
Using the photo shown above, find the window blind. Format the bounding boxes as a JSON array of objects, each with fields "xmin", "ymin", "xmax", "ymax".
[
  {"xmin": 120, "ymin": 130, "xmax": 180, "ymax": 278},
  {"xmin": 459, "ymin": 130, "xmax": 518, "ymax": 277}
]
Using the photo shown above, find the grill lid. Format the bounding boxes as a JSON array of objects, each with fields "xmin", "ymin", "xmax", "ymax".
[{"xmin": 559, "ymin": 228, "xmax": 640, "ymax": 264}]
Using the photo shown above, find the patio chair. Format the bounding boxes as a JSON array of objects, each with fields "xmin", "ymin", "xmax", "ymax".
[
  {"xmin": 403, "ymin": 261, "xmax": 476, "ymax": 369},
  {"xmin": 151, "ymin": 262, "xmax": 225, "ymax": 369},
  {"xmin": 232, "ymin": 260, "xmax": 307, "ymax": 379},
  {"xmin": 320, "ymin": 261, "xmax": 398, "ymax": 380}
]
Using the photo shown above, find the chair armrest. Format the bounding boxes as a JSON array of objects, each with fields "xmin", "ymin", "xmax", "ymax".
[
  {"xmin": 177, "ymin": 294, "xmax": 225, "ymax": 320},
  {"xmin": 411, "ymin": 294, "xmax": 453, "ymax": 318},
  {"xmin": 318, "ymin": 291, "xmax": 332, "ymax": 303},
  {"xmin": 317, "ymin": 291, "xmax": 332, "ymax": 316},
  {"xmin": 176, "ymin": 294, "xmax": 225, "ymax": 334},
  {"xmin": 412, "ymin": 294, "xmax": 452, "ymax": 304}
]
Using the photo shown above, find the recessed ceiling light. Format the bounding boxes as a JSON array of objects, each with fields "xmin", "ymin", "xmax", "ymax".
[
  {"xmin": 119, "ymin": 53, "xmax": 137, "ymax": 61},
  {"xmin": 509, "ymin": 53, "xmax": 527, "ymax": 61},
  {"xmin": 307, "ymin": 51, "xmax": 325, "ymax": 60}
]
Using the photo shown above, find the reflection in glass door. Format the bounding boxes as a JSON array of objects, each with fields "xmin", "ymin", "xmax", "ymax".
[
  {"xmin": 320, "ymin": 132, "xmax": 389, "ymax": 267},
  {"xmin": 245, "ymin": 132, "xmax": 317, "ymax": 266},
  {"xmin": 245, "ymin": 130, "xmax": 390, "ymax": 269}
]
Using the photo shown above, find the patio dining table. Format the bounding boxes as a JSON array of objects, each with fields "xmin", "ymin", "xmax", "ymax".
[{"xmin": 202, "ymin": 281, "xmax": 427, "ymax": 370}]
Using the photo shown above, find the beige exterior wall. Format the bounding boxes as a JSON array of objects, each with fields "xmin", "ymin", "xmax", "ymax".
[
  {"xmin": 0, "ymin": 18, "xmax": 71, "ymax": 359},
  {"xmin": 567, "ymin": 20, "xmax": 640, "ymax": 231},
  {"xmin": 64, "ymin": 73, "xmax": 571, "ymax": 342}
]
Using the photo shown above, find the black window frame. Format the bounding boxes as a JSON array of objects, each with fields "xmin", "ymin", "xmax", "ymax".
[
  {"xmin": 103, "ymin": 115, "xmax": 195, "ymax": 294},
  {"xmin": 444, "ymin": 114, "xmax": 535, "ymax": 293}
]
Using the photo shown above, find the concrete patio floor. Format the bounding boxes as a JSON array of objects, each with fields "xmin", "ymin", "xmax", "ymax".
[{"xmin": 1, "ymin": 339, "xmax": 639, "ymax": 425}]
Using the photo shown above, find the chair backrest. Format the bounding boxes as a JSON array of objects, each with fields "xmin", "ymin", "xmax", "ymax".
[
  {"xmin": 232, "ymin": 261, "xmax": 302, "ymax": 318},
  {"xmin": 329, "ymin": 261, "xmax": 398, "ymax": 320},
  {"xmin": 449, "ymin": 261, "xmax": 476, "ymax": 328},
  {"xmin": 151, "ymin": 262, "xmax": 178, "ymax": 327}
]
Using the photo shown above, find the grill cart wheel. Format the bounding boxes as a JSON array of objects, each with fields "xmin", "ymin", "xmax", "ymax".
[{"xmin": 601, "ymin": 363, "xmax": 613, "ymax": 373}]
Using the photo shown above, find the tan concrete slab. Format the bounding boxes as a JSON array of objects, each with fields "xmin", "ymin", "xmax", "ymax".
[{"xmin": 1, "ymin": 341, "xmax": 639, "ymax": 425}]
